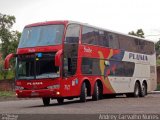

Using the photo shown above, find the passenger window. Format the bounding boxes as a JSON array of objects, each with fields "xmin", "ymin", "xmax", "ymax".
[
  {"xmin": 82, "ymin": 26, "xmax": 98, "ymax": 45},
  {"xmin": 108, "ymin": 33, "xmax": 119, "ymax": 49}
]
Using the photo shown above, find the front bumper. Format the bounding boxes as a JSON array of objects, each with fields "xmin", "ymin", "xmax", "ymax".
[{"xmin": 16, "ymin": 89, "xmax": 61, "ymax": 98}]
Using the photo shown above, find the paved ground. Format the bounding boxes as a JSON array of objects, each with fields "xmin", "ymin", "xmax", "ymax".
[{"xmin": 0, "ymin": 94, "xmax": 160, "ymax": 114}]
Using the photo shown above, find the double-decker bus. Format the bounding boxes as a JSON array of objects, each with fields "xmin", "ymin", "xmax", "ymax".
[{"xmin": 4, "ymin": 20, "xmax": 157, "ymax": 106}]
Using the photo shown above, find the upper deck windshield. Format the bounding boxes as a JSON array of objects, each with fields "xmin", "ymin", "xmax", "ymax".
[{"xmin": 18, "ymin": 25, "xmax": 64, "ymax": 48}]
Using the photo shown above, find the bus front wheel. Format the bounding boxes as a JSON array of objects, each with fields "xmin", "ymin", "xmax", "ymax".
[
  {"xmin": 42, "ymin": 97, "xmax": 50, "ymax": 106},
  {"xmin": 57, "ymin": 98, "xmax": 64, "ymax": 105}
]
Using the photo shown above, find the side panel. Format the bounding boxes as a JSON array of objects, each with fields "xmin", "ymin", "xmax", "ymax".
[
  {"xmin": 79, "ymin": 44, "xmax": 157, "ymax": 94},
  {"xmin": 122, "ymin": 51, "xmax": 157, "ymax": 92}
]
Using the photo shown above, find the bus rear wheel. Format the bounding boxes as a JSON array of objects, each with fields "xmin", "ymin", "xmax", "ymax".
[
  {"xmin": 140, "ymin": 82, "xmax": 147, "ymax": 97},
  {"xmin": 42, "ymin": 97, "xmax": 50, "ymax": 106},
  {"xmin": 92, "ymin": 82, "xmax": 100, "ymax": 101},
  {"xmin": 57, "ymin": 98, "xmax": 64, "ymax": 105},
  {"xmin": 80, "ymin": 82, "xmax": 87, "ymax": 102},
  {"xmin": 133, "ymin": 82, "xmax": 140, "ymax": 97}
]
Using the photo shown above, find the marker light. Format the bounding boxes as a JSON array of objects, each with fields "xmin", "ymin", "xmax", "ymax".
[{"xmin": 56, "ymin": 92, "xmax": 60, "ymax": 95}]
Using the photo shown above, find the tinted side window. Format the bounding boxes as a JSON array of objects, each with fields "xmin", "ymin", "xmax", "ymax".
[
  {"xmin": 82, "ymin": 27, "xmax": 98, "ymax": 45},
  {"xmin": 82, "ymin": 26, "xmax": 119, "ymax": 48},
  {"xmin": 108, "ymin": 33, "xmax": 119, "ymax": 49},
  {"xmin": 108, "ymin": 61, "xmax": 135, "ymax": 77},
  {"xmin": 134, "ymin": 39, "xmax": 155, "ymax": 54},
  {"xmin": 82, "ymin": 58, "xmax": 101, "ymax": 75},
  {"xmin": 119, "ymin": 35, "xmax": 136, "ymax": 52},
  {"xmin": 145, "ymin": 41, "xmax": 155, "ymax": 54},
  {"xmin": 119, "ymin": 34, "xmax": 155, "ymax": 54},
  {"xmin": 98, "ymin": 31, "xmax": 109, "ymax": 47}
]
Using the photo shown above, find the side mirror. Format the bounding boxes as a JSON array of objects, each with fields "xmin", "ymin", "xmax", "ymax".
[
  {"xmin": 4, "ymin": 53, "xmax": 16, "ymax": 70},
  {"xmin": 55, "ymin": 49, "xmax": 62, "ymax": 66}
]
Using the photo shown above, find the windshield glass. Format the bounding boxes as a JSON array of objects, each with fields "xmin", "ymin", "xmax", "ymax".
[
  {"xmin": 16, "ymin": 53, "xmax": 60, "ymax": 80},
  {"xmin": 18, "ymin": 25, "xmax": 64, "ymax": 48}
]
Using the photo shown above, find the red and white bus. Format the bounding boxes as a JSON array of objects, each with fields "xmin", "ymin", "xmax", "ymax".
[{"xmin": 4, "ymin": 20, "xmax": 157, "ymax": 105}]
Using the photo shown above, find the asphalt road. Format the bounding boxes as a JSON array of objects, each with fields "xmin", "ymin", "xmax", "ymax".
[{"xmin": 0, "ymin": 94, "xmax": 160, "ymax": 114}]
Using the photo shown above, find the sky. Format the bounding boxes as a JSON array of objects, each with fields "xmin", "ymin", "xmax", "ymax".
[{"xmin": 0, "ymin": 0, "xmax": 160, "ymax": 42}]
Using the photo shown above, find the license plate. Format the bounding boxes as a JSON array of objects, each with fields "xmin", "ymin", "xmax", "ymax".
[{"xmin": 31, "ymin": 92, "xmax": 39, "ymax": 96}]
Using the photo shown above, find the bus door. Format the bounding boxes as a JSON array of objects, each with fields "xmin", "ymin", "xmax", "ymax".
[{"xmin": 62, "ymin": 24, "xmax": 80, "ymax": 96}]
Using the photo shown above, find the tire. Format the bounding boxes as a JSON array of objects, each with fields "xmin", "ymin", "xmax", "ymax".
[
  {"xmin": 42, "ymin": 97, "xmax": 50, "ymax": 106},
  {"xmin": 57, "ymin": 98, "xmax": 64, "ymax": 105},
  {"xmin": 140, "ymin": 82, "xmax": 147, "ymax": 97},
  {"xmin": 133, "ymin": 82, "xmax": 140, "ymax": 97},
  {"xmin": 92, "ymin": 82, "xmax": 100, "ymax": 101},
  {"xmin": 80, "ymin": 82, "xmax": 87, "ymax": 102}
]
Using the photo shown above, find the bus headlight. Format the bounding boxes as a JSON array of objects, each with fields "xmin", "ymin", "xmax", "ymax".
[
  {"xmin": 47, "ymin": 84, "xmax": 60, "ymax": 89},
  {"xmin": 15, "ymin": 86, "xmax": 24, "ymax": 90}
]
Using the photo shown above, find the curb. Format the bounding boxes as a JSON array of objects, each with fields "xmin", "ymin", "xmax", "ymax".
[{"xmin": 149, "ymin": 91, "xmax": 160, "ymax": 94}]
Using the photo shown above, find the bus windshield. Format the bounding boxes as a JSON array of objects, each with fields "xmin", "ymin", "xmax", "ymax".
[
  {"xmin": 18, "ymin": 25, "xmax": 64, "ymax": 48},
  {"xmin": 16, "ymin": 53, "xmax": 60, "ymax": 80}
]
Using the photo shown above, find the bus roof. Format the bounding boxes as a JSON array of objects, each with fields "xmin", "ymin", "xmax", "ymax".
[
  {"xmin": 25, "ymin": 20, "xmax": 154, "ymax": 43},
  {"xmin": 70, "ymin": 21, "xmax": 154, "ymax": 43},
  {"xmin": 25, "ymin": 20, "xmax": 68, "ymax": 28}
]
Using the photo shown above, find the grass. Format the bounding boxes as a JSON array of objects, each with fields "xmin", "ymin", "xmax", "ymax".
[
  {"xmin": 0, "ymin": 91, "xmax": 15, "ymax": 97},
  {"xmin": 156, "ymin": 84, "xmax": 160, "ymax": 91}
]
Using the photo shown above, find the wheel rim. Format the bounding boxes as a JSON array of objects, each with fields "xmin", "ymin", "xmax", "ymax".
[
  {"xmin": 85, "ymin": 87, "xmax": 87, "ymax": 98},
  {"xmin": 142, "ymin": 83, "xmax": 146, "ymax": 95},
  {"xmin": 135, "ymin": 88, "xmax": 138, "ymax": 96},
  {"xmin": 96, "ymin": 84, "xmax": 99, "ymax": 99},
  {"xmin": 135, "ymin": 85, "xmax": 139, "ymax": 96}
]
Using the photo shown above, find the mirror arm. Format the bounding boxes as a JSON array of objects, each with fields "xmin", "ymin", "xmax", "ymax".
[
  {"xmin": 55, "ymin": 49, "xmax": 63, "ymax": 66},
  {"xmin": 4, "ymin": 53, "xmax": 16, "ymax": 70}
]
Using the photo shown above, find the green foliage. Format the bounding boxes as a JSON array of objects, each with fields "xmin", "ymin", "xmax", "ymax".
[
  {"xmin": 8, "ymin": 31, "xmax": 21, "ymax": 55},
  {"xmin": 0, "ymin": 13, "xmax": 17, "ymax": 59},
  {"xmin": 0, "ymin": 13, "xmax": 21, "ymax": 80},
  {"xmin": 0, "ymin": 58, "xmax": 15, "ymax": 80},
  {"xmin": 0, "ymin": 91, "xmax": 15, "ymax": 97},
  {"xmin": 156, "ymin": 84, "xmax": 160, "ymax": 91},
  {"xmin": 128, "ymin": 29, "xmax": 145, "ymax": 38},
  {"xmin": 155, "ymin": 39, "xmax": 160, "ymax": 55},
  {"xmin": 157, "ymin": 59, "xmax": 160, "ymax": 66}
]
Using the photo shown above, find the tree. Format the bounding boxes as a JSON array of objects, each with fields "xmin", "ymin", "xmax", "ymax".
[
  {"xmin": 155, "ymin": 38, "xmax": 160, "ymax": 56},
  {"xmin": 0, "ymin": 13, "xmax": 20, "ymax": 80},
  {"xmin": 128, "ymin": 29, "xmax": 145, "ymax": 38},
  {"xmin": 8, "ymin": 31, "xmax": 21, "ymax": 54},
  {"xmin": 0, "ymin": 13, "xmax": 17, "ymax": 59}
]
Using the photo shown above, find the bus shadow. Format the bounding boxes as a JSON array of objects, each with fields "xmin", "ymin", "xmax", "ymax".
[
  {"xmin": 28, "ymin": 98, "xmax": 93, "ymax": 108},
  {"xmin": 27, "ymin": 95, "xmax": 127, "ymax": 108}
]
